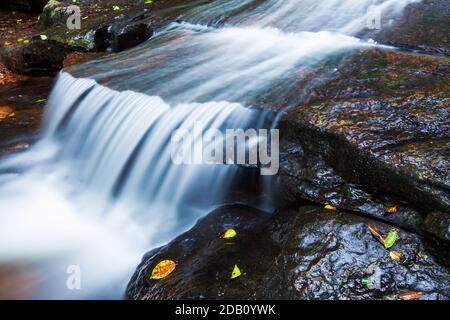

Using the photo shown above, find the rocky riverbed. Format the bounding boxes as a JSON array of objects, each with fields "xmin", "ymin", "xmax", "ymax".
[{"xmin": 0, "ymin": 0, "xmax": 448, "ymax": 300}]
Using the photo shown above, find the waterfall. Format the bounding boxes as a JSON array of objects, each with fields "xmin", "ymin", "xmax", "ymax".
[{"xmin": 0, "ymin": 0, "xmax": 421, "ymax": 298}]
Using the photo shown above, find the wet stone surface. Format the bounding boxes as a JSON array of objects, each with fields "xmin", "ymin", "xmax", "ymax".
[{"xmin": 127, "ymin": 205, "xmax": 450, "ymax": 300}]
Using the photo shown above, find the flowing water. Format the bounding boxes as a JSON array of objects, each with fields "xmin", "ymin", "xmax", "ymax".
[{"xmin": 0, "ymin": 0, "xmax": 421, "ymax": 298}]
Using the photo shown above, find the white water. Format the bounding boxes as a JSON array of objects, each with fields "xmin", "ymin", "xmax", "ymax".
[{"xmin": 0, "ymin": 0, "xmax": 420, "ymax": 298}]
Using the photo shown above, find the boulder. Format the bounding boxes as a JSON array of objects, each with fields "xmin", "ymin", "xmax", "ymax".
[
  {"xmin": 127, "ymin": 205, "xmax": 450, "ymax": 300},
  {"xmin": 277, "ymin": 49, "xmax": 450, "ymax": 235},
  {"xmin": 422, "ymin": 211, "xmax": 450, "ymax": 241},
  {"xmin": 0, "ymin": 38, "xmax": 67, "ymax": 75},
  {"xmin": 0, "ymin": 0, "xmax": 48, "ymax": 12}
]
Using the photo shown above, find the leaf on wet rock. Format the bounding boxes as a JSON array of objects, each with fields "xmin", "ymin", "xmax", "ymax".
[
  {"xmin": 398, "ymin": 291, "xmax": 423, "ymax": 300},
  {"xmin": 0, "ymin": 107, "xmax": 15, "ymax": 120},
  {"xmin": 150, "ymin": 260, "xmax": 176, "ymax": 279},
  {"xmin": 230, "ymin": 265, "xmax": 241, "ymax": 279},
  {"xmin": 384, "ymin": 229, "xmax": 398, "ymax": 249},
  {"xmin": 324, "ymin": 204, "xmax": 337, "ymax": 211},
  {"xmin": 223, "ymin": 228, "xmax": 237, "ymax": 239},
  {"xmin": 361, "ymin": 278, "xmax": 369, "ymax": 285},
  {"xmin": 368, "ymin": 224, "xmax": 385, "ymax": 244},
  {"xmin": 389, "ymin": 250, "xmax": 402, "ymax": 261},
  {"xmin": 386, "ymin": 206, "xmax": 397, "ymax": 214}
]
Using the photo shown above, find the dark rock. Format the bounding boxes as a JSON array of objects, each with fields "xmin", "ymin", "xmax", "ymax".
[
  {"xmin": 127, "ymin": 204, "xmax": 279, "ymax": 300},
  {"xmin": 277, "ymin": 49, "xmax": 450, "ymax": 234},
  {"xmin": 127, "ymin": 205, "xmax": 450, "ymax": 300},
  {"xmin": 0, "ymin": 0, "xmax": 48, "ymax": 12},
  {"xmin": 422, "ymin": 211, "xmax": 450, "ymax": 241},
  {"xmin": 94, "ymin": 17, "xmax": 153, "ymax": 52},
  {"xmin": 360, "ymin": 0, "xmax": 450, "ymax": 54},
  {"xmin": 0, "ymin": 39, "xmax": 67, "ymax": 75},
  {"xmin": 259, "ymin": 207, "xmax": 450, "ymax": 300}
]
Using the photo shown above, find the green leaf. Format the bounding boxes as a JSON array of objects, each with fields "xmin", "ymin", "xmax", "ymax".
[
  {"xmin": 230, "ymin": 265, "xmax": 241, "ymax": 279},
  {"xmin": 384, "ymin": 229, "xmax": 397, "ymax": 249},
  {"xmin": 17, "ymin": 38, "xmax": 24, "ymax": 43},
  {"xmin": 361, "ymin": 278, "xmax": 369, "ymax": 285},
  {"xmin": 40, "ymin": 34, "xmax": 48, "ymax": 41},
  {"xmin": 145, "ymin": 0, "xmax": 153, "ymax": 5},
  {"xmin": 113, "ymin": 5, "xmax": 121, "ymax": 11},
  {"xmin": 223, "ymin": 228, "xmax": 237, "ymax": 239},
  {"xmin": 35, "ymin": 98, "xmax": 47, "ymax": 103}
]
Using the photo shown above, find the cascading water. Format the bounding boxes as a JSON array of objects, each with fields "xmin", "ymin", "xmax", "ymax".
[{"xmin": 0, "ymin": 0, "xmax": 421, "ymax": 298}]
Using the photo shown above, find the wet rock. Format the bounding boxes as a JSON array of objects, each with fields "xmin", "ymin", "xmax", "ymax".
[
  {"xmin": 93, "ymin": 14, "xmax": 153, "ymax": 52},
  {"xmin": 127, "ymin": 204, "xmax": 280, "ymax": 300},
  {"xmin": 277, "ymin": 49, "xmax": 450, "ymax": 234},
  {"xmin": 422, "ymin": 211, "xmax": 450, "ymax": 241},
  {"xmin": 259, "ymin": 207, "xmax": 450, "ymax": 300},
  {"xmin": 361, "ymin": 0, "xmax": 450, "ymax": 54},
  {"xmin": 0, "ymin": 38, "xmax": 67, "ymax": 75},
  {"xmin": 38, "ymin": 1, "xmax": 159, "ymax": 52},
  {"xmin": 127, "ymin": 205, "xmax": 450, "ymax": 300},
  {"xmin": 0, "ymin": 0, "xmax": 48, "ymax": 12}
]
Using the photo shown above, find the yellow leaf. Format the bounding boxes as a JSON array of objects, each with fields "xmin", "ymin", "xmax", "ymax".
[
  {"xmin": 150, "ymin": 260, "xmax": 176, "ymax": 279},
  {"xmin": 386, "ymin": 206, "xmax": 397, "ymax": 214},
  {"xmin": 223, "ymin": 228, "xmax": 237, "ymax": 239},
  {"xmin": 389, "ymin": 250, "xmax": 402, "ymax": 261},
  {"xmin": 324, "ymin": 204, "xmax": 337, "ymax": 211},
  {"xmin": 230, "ymin": 265, "xmax": 241, "ymax": 279}
]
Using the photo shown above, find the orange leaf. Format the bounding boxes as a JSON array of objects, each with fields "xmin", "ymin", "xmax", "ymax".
[
  {"xmin": 386, "ymin": 206, "xmax": 397, "ymax": 214},
  {"xmin": 368, "ymin": 224, "xmax": 385, "ymax": 244},
  {"xmin": 150, "ymin": 260, "xmax": 176, "ymax": 279},
  {"xmin": 398, "ymin": 291, "xmax": 423, "ymax": 300},
  {"xmin": 324, "ymin": 204, "xmax": 337, "ymax": 211}
]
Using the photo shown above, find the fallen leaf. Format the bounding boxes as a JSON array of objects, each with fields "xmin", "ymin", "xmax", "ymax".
[
  {"xmin": 389, "ymin": 250, "xmax": 402, "ymax": 261},
  {"xmin": 0, "ymin": 107, "xmax": 15, "ymax": 120},
  {"xmin": 4, "ymin": 41, "xmax": 12, "ymax": 46},
  {"xmin": 361, "ymin": 278, "xmax": 369, "ymax": 285},
  {"xmin": 384, "ymin": 229, "xmax": 398, "ymax": 249},
  {"xmin": 386, "ymin": 206, "xmax": 397, "ymax": 214},
  {"xmin": 230, "ymin": 265, "xmax": 241, "ymax": 279},
  {"xmin": 17, "ymin": 38, "xmax": 24, "ymax": 43},
  {"xmin": 398, "ymin": 291, "xmax": 422, "ymax": 300},
  {"xmin": 34, "ymin": 98, "xmax": 47, "ymax": 103},
  {"xmin": 24, "ymin": 40, "xmax": 30, "ymax": 44},
  {"xmin": 223, "ymin": 229, "xmax": 237, "ymax": 239},
  {"xmin": 145, "ymin": 0, "xmax": 153, "ymax": 4},
  {"xmin": 113, "ymin": 5, "xmax": 121, "ymax": 11},
  {"xmin": 324, "ymin": 204, "xmax": 337, "ymax": 211},
  {"xmin": 368, "ymin": 224, "xmax": 385, "ymax": 244},
  {"xmin": 150, "ymin": 260, "xmax": 176, "ymax": 279},
  {"xmin": 40, "ymin": 35, "xmax": 48, "ymax": 41}
]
